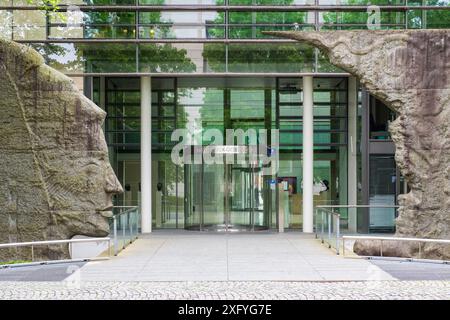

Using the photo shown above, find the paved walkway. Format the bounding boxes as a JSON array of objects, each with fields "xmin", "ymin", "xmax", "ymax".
[
  {"xmin": 0, "ymin": 280, "xmax": 449, "ymax": 300},
  {"xmin": 1, "ymin": 232, "xmax": 450, "ymax": 300},
  {"xmin": 59, "ymin": 232, "xmax": 397, "ymax": 281},
  {"xmin": 62, "ymin": 232, "xmax": 449, "ymax": 282}
]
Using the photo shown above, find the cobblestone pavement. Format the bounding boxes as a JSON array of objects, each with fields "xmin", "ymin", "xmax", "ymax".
[{"xmin": 0, "ymin": 281, "xmax": 449, "ymax": 300}]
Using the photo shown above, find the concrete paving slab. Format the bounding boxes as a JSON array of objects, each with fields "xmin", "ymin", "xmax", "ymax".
[
  {"xmin": 64, "ymin": 232, "xmax": 397, "ymax": 282},
  {"xmin": 2, "ymin": 232, "xmax": 449, "ymax": 283}
]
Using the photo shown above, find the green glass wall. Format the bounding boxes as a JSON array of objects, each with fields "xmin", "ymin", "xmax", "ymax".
[
  {"xmin": 102, "ymin": 76, "xmax": 348, "ymax": 229},
  {"xmin": 2, "ymin": 1, "xmax": 448, "ymax": 75}
]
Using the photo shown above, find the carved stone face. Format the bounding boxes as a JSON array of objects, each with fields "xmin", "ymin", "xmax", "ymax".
[
  {"xmin": 0, "ymin": 39, "xmax": 123, "ymax": 257},
  {"xmin": 42, "ymin": 94, "xmax": 123, "ymax": 238},
  {"xmin": 264, "ymin": 30, "xmax": 450, "ymax": 260}
]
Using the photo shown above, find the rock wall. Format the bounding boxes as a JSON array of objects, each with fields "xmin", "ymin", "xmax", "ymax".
[
  {"xmin": 0, "ymin": 39, "xmax": 123, "ymax": 262},
  {"xmin": 265, "ymin": 30, "xmax": 450, "ymax": 259}
]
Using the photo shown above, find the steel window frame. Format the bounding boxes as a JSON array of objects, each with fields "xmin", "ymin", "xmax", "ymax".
[{"xmin": 2, "ymin": 5, "xmax": 450, "ymax": 12}]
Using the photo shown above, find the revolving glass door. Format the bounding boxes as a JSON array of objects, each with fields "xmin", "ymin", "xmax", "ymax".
[{"xmin": 184, "ymin": 163, "xmax": 270, "ymax": 231}]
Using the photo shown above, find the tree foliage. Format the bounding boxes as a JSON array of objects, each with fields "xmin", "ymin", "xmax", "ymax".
[
  {"xmin": 27, "ymin": 0, "xmax": 196, "ymax": 73},
  {"xmin": 321, "ymin": 0, "xmax": 450, "ymax": 29},
  {"xmin": 27, "ymin": 0, "xmax": 61, "ymax": 11},
  {"xmin": 203, "ymin": 0, "xmax": 312, "ymax": 73}
]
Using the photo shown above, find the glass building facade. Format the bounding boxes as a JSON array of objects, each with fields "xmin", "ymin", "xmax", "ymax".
[{"xmin": 1, "ymin": 0, "xmax": 448, "ymax": 232}]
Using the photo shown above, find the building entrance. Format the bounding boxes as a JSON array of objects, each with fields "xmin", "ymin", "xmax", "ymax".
[
  {"xmin": 104, "ymin": 76, "xmax": 351, "ymax": 231},
  {"xmin": 184, "ymin": 161, "xmax": 270, "ymax": 231}
]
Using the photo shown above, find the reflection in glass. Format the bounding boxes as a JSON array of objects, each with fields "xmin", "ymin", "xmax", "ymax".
[
  {"xmin": 369, "ymin": 155, "xmax": 396, "ymax": 232},
  {"xmin": 224, "ymin": 43, "xmax": 315, "ymax": 73}
]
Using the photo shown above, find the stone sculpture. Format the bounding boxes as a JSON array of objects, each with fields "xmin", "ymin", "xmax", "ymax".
[
  {"xmin": 0, "ymin": 39, "xmax": 123, "ymax": 262},
  {"xmin": 264, "ymin": 30, "xmax": 450, "ymax": 259}
]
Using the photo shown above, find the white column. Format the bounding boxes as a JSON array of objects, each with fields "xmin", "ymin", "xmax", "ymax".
[
  {"xmin": 348, "ymin": 77, "xmax": 358, "ymax": 232},
  {"xmin": 141, "ymin": 76, "xmax": 152, "ymax": 233},
  {"xmin": 302, "ymin": 76, "xmax": 314, "ymax": 233}
]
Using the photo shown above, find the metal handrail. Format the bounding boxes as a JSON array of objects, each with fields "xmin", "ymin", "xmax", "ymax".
[
  {"xmin": 114, "ymin": 206, "xmax": 138, "ymax": 209},
  {"xmin": 114, "ymin": 206, "xmax": 139, "ymax": 213},
  {"xmin": 343, "ymin": 236, "xmax": 450, "ymax": 243},
  {"xmin": 0, "ymin": 237, "xmax": 111, "ymax": 265},
  {"xmin": 111, "ymin": 206, "xmax": 140, "ymax": 256},
  {"xmin": 0, "ymin": 237, "xmax": 111, "ymax": 249},
  {"xmin": 316, "ymin": 205, "xmax": 400, "ymax": 208},
  {"xmin": 315, "ymin": 206, "xmax": 341, "ymax": 255},
  {"xmin": 342, "ymin": 235, "xmax": 450, "ymax": 261},
  {"xmin": 314, "ymin": 204, "xmax": 400, "ymax": 255}
]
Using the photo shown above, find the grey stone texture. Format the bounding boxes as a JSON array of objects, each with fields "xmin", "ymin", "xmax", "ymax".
[
  {"xmin": 0, "ymin": 39, "xmax": 123, "ymax": 261},
  {"xmin": 0, "ymin": 280, "xmax": 449, "ymax": 300},
  {"xmin": 265, "ymin": 30, "xmax": 450, "ymax": 259}
]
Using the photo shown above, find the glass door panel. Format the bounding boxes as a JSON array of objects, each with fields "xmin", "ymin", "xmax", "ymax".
[
  {"xmin": 229, "ymin": 165, "xmax": 268, "ymax": 230},
  {"xmin": 185, "ymin": 161, "xmax": 270, "ymax": 231},
  {"xmin": 184, "ymin": 163, "xmax": 202, "ymax": 230},
  {"xmin": 202, "ymin": 163, "xmax": 226, "ymax": 230},
  {"xmin": 252, "ymin": 168, "xmax": 267, "ymax": 230},
  {"xmin": 230, "ymin": 166, "xmax": 252, "ymax": 228},
  {"xmin": 369, "ymin": 155, "xmax": 396, "ymax": 232}
]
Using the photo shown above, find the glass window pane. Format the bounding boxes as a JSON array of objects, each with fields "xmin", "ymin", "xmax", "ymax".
[
  {"xmin": 202, "ymin": 44, "xmax": 227, "ymax": 72},
  {"xmin": 231, "ymin": 90, "xmax": 265, "ymax": 119},
  {"xmin": 138, "ymin": 44, "xmax": 198, "ymax": 73},
  {"xmin": 227, "ymin": 43, "xmax": 315, "ymax": 73},
  {"xmin": 12, "ymin": 10, "xmax": 46, "ymax": 40},
  {"xmin": 139, "ymin": 11, "xmax": 224, "ymax": 39},
  {"xmin": 369, "ymin": 155, "xmax": 397, "ymax": 232},
  {"xmin": 229, "ymin": 0, "xmax": 309, "ymax": 4}
]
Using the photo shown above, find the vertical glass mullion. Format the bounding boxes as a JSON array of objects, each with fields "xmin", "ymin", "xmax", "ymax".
[
  {"xmin": 174, "ymin": 78, "xmax": 179, "ymax": 229},
  {"xmin": 225, "ymin": 0, "xmax": 229, "ymax": 72},
  {"xmin": 136, "ymin": 43, "xmax": 139, "ymax": 73},
  {"xmin": 275, "ymin": 78, "xmax": 280, "ymax": 230},
  {"xmin": 314, "ymin": 2, "xmax": 319, "ymax": 73},
  {"xmin": 136, "ymin": 7, "xmax": 138, "ymax": 39}
]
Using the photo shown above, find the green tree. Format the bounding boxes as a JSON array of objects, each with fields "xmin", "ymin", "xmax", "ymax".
[
  {"xmin": 410, "ymin": 0, "xmax": 450, "ymax": 29},
  {"xmin": 27, "ymin": 0, "xmax": 61, "ymax": 12}
]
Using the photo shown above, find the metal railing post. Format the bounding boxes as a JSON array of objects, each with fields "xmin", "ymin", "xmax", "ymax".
[
  {"xmin": 31, "ymin": 245, "xmax": 34, "ymax": 262},
  {"xmin": 418, "ymin": 242, "xmax": 422, "ymax": 259},
  {"xmin": 314, "ymin": 208, "xmax": 318, "ymax": 239},
  {"xmin": 342, "ymin": 237, "xmax": 345, "ymax": 257},
  {"xmin": 133, "ymin": 210, "xmax": 136, "ymax": 239},
  {"xmin": 129, "ymin": 212, "xmax": 133, "ymax": 243},
  {"xmin": 380, "ymin": 240, "xmax": 383, "ymax": 257},
  {"xmin": 321, "ymin": 210, "xmax": 324, "ymax": 243},
  {"xmin": 134, "ymin": 210, "xmax": 138, "ymax": 239},
  {"xmin": 122, "ymin": 214, "xmax": 126, "ymax": 249},
  {"xmin": 335, "ymin": 213, "xmax": 340, "ymax": 255},
  {"xmin": 327, "ymin": 212, "xmax": 331, "ymax": 248},
  {"xmin": 113, "ymin": 216, "xmax": 118, "ymax": 256}
]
